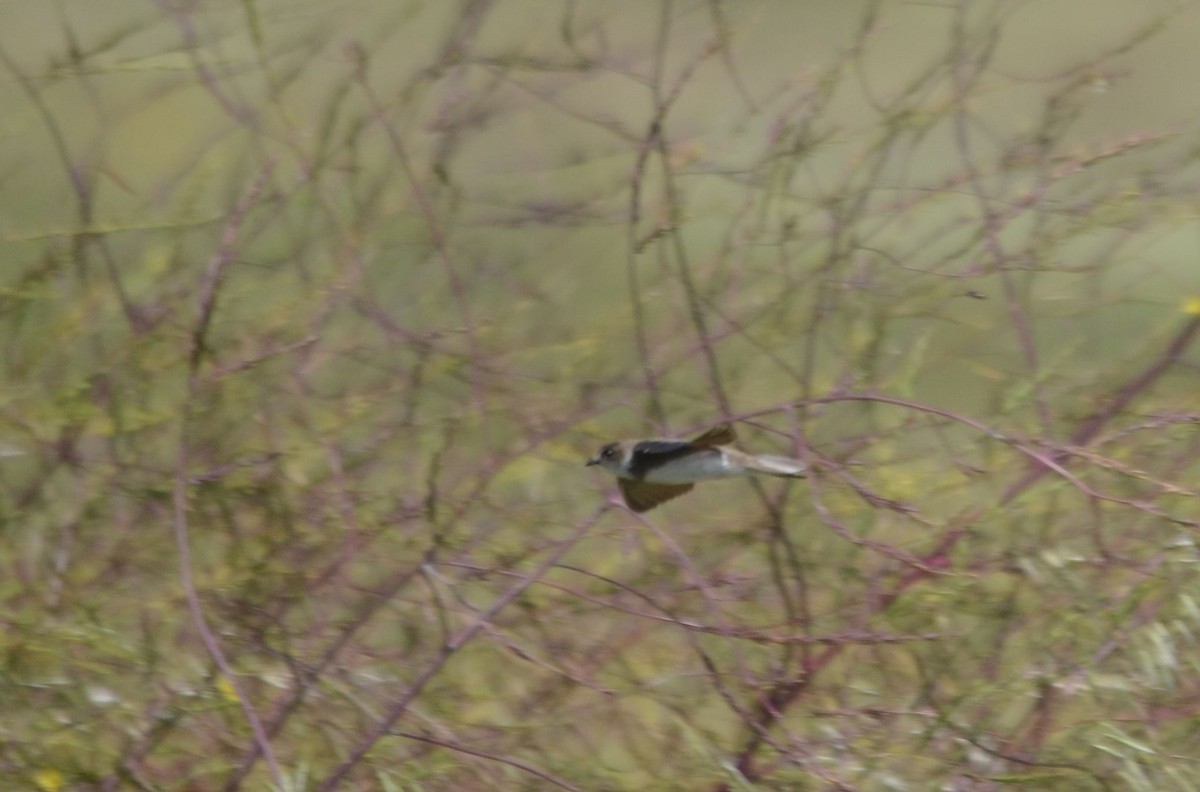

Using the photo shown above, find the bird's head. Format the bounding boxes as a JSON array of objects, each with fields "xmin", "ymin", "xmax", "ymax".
[{"xmin": 586, "ymin": 441, "xmax": 629, "ymax": 474}]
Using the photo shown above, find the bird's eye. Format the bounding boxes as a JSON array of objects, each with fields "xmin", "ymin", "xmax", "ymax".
[{"xmin": 602, "ymin": 447, "xmax": 615, "ymax": 458}]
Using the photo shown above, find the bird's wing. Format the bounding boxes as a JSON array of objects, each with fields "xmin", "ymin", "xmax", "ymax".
[
  {"xmin": 626, "ymin": 440, "xmax": 700, "ymax": 478},
  {"xmin": 689, "ymin": 423, "xmax": 736, "ymax": 448},
  {"xmin": 619, "ymin": 479, "xmax": 694, "ymax": 512},
  {"xmin": 631, "ymin": 439, "xmax": 694, "ymax": 455},
  {"xmin": 625, "ymin": 428, "xmax": 731, "ymax": 479}
]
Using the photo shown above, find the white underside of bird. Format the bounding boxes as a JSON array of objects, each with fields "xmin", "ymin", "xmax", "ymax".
[{"xmin": 633, "ymin": 447, "xmax": 806, "ymax": 484}]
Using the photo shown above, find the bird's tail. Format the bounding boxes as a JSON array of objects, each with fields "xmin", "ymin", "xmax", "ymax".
[{"xmin": 742, "ymin": 453, "xmax": 807, "ymax": 478}]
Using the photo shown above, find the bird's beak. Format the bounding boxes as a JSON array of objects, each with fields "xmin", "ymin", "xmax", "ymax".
[{"xmin": 585, "ymin": 456, "xmax": 600, "ymax": 467}]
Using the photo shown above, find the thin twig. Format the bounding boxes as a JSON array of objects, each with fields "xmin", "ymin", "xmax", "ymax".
[{"xmin": 173, "ymin": 164, "xmax": 283, "ymax": 788}]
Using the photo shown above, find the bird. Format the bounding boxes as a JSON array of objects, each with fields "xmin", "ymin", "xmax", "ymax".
[{"xmin": 586, "ymin": 423, "xmax": 806, "ymax": 512}]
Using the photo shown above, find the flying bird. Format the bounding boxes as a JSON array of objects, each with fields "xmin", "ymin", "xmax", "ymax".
[{"xmin": 586, "ymin": 423, "xmax": 806, "ymax": 512}]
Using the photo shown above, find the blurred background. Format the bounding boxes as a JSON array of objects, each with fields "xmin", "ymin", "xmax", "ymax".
[{"xmin": 3, "ymin": 1, "xmax": 1200, "ymax": 790}]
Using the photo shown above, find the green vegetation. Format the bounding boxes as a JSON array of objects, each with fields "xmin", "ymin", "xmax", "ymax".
[{"xmin": 3, "ymin": 1, "xmax": 1200, "ymax": 789}]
